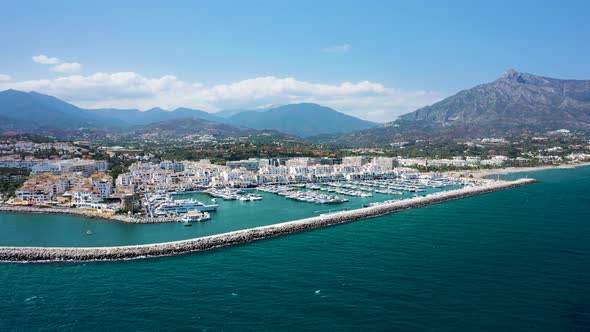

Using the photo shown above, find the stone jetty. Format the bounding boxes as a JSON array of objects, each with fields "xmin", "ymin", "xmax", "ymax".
[{"xmin": 0, "ymin": 178, "xmax": 535, "ymax": 263}]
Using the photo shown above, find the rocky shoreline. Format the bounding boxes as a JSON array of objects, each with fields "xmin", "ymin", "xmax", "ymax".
[
  {"xmin": 0, "ymin": 205, "xmax": 177, "ymax": 224},
  {"xmin": 0, "ymin": 178, "xmax": 536, "ymax": 263}
]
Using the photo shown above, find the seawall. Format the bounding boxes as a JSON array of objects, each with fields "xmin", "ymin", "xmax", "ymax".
[
  {"xmin": 0, "ymin": 206, "xmax": 177, "ymax": 224},
  {"xmin": 0, "ymin": 178, "xmax": 536, "ymax": 263}
]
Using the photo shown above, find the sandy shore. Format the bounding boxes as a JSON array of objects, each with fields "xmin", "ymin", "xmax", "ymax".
[{"xmin": 445, "ymin": 162, "xmax": 590, "ymax": 179}]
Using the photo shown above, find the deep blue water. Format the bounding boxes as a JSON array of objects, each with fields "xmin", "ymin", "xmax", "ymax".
[{"xmin": 1, "ymin": 167, "xmax": 589, "ymax": 331}]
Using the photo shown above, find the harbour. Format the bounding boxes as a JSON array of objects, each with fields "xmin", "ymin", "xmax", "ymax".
[
  {"xmin": 2, "ymin": 3, "xmax": 590, "ymax": 329},
  {"xmin": 2, "ymin": 166, "xmax": 589, "ymax": 331},
  {"xmin": 0, "ymin": 173, "xmax": 470, "ymax": 228},
  {"xmin": 0, "ymin": 178, "xmax": 535, "ymax": 262}
]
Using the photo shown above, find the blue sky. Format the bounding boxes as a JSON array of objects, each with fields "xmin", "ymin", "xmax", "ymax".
[{"xmin": 1, "ymin": 0, "xmax": 589, "ymax": 121}]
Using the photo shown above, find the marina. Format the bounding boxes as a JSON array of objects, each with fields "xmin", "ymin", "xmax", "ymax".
[
  {"xmin": 1, "ymin": 173, "xmax": 473, "ymax": 232},
  {"xmin": 144, "ymin": 193, "xmax": 218, "ymax": 218},
  {"xmin": 3, "ymin": 3, "xmax": 590, "ymax": 329},
  {"xmin": 0, "ymin": 178, "xmax": 535, "ymax": 262},
  {"xmin": 205, "ymin": 188, "xmax": 263, "ymax": 202},
  {"xmin": 257, "ymin": 175, "xmax": 461, "ymax": 202},
  {"xmin": 257, "ymin": 185, "xmax": 349, "ymax": 204}
]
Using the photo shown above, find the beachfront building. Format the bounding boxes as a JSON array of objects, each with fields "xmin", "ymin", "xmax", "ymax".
[
  {"xmin": 13, "ymin": 189, "xmax": 47, "ymax": 202},
  {"xmin": 89, "ymin": 173, "xmax": 113, "ymax": 199},
  {"xmin": 15, "ymin": 172, "xmax": 113, "ymax": 204},
  {"xmin": 71, "ymin": 184, "xmax": 100, "ymax": 204}
]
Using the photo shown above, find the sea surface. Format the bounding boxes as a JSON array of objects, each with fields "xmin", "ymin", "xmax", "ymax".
[{"xmin": 1, "ymin": 167, "xmax": 589, "ymax": 331}]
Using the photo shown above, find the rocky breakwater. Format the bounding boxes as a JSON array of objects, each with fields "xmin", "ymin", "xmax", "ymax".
[{"xmin": 0, "ymin": 178, "xmax": 536, "ymax": 263}]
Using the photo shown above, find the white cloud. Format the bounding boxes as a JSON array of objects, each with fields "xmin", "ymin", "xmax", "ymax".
[
  {"xmin": 32, "ymin": 55, "xmax": 60, "ymax": 65},
  {"xmin": 322, "ymin": 44, "xmax": 352, "ymax": 53},
  {"xmin": 51, "ymin": 62, "xmax": 82, "ymax": 74},
  {"xmin": 32, "ymin": 55, "xmax": 83, "ymax": 74},
  {"xmin": 0, "ymin": 74, "xmax": 11, "ymax": 81},
  {"xmin": 0, "ymin": 72, "xmax": 440, "ymax": 122}
]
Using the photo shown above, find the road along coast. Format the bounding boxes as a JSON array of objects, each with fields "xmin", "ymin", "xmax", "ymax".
[{"xmin": 0, "ymin": 178, "xmax": 536, "ymax": 263}]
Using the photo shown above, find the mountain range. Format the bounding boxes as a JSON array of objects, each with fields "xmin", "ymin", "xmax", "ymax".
[
  {"xmin": 2, "ymin": 70, "xmax": 589, "ymax": 143},
  {"xmin": 0, "ymin": 89, "xmax": 377, "ymax": 137},
  {"xmin": 87, "ymin": 107, "xmax": 224, "ymax": 126},
  {"xmin": 334, "ymin": 70, "xmax": 590, "ymax": 145},
  {"xmin": 124, "ymin": 118, "xmax": 258, "ymax": 140},
  {"xmin": 224, "ymin": 103, "xmax": 378, "ymax": 137},
  {"xmin": 0, "ymin": 89, "xmax": 110, "ymax": 131}
]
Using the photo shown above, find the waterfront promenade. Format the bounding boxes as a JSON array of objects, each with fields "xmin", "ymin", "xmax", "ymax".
[
  {"xmin": 0, "ymin": 178, "xmax": 535, "ymax": 262},
  {"xmin": 0, "ymin": 206, "xmax": 177, "ymax": 224}
]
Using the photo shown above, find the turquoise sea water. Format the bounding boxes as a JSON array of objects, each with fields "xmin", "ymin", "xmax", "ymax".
[{"xmin": 1, "ymin": 168, "xmax": 589, "ymax": 330}]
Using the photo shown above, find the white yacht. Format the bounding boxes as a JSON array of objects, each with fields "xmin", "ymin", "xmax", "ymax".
[{"xmin": 154, "ymin": 199, "xmax": 218, "ymax": 215}]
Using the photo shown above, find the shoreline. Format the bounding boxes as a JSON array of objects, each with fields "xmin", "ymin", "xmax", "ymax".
[
  {"xmin": 0, "ymin": 205, "xmax": 177, "ymax": 224},
  {"xmin": 2, "ymin": 161, "xmax": 586, "ymax": 223},
  {"xmin": 0, "ymin": 178, "xmax": 536, "ymax": 263},
  {"xmin": 445, "ymin": 161, "xmax": 590, "ymax": 179}
]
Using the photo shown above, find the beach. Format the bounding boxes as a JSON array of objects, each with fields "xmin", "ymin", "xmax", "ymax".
[{"xmin": 445, "ymin": 161, "xmax": 590, "ymax": 179}]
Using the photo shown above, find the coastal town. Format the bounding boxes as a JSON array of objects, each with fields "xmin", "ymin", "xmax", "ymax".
[
  {"xmin": 4, "ymin": 3, "xmax": 590, "ymax": 330},
  {"xmin": 1, "ymin": 135, "xmax": 589, "ymax": 224}
]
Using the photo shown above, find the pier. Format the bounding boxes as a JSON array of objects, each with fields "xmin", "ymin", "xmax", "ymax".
[{"xmin": 0, "ymin": 178, "xmax": 536, "ymax": 263}]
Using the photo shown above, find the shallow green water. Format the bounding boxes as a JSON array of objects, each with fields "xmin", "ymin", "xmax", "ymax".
[{"xmin": 1, "ymin": 168, "xmax": 589, "ymax": 330}]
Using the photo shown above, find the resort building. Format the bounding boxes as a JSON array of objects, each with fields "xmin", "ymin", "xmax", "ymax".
[{"xmin": 15, "ymin": 172, "xmax": 113, "ymax": 204}]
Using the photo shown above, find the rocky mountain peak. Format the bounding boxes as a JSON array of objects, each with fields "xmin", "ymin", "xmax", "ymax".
[{"xmin": 499, "ymin": 68, "xmax": 528, "ymax": 84}]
